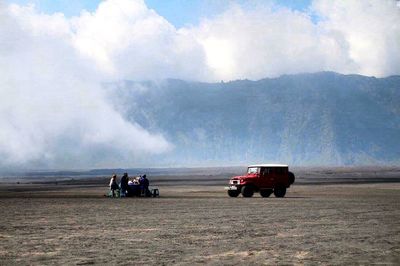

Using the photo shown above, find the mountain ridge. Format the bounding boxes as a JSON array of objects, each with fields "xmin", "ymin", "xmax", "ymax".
[{"xmin": 109, "ymin": 72, "xmax": 400, "ymax": 166}]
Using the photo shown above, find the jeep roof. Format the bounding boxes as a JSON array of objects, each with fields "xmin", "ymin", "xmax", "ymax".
[{"xmin": 248, "ymin": 164, "xmax": 288, "ymax": 168}]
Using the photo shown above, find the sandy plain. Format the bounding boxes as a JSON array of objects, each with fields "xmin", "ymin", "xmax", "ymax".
[{"xmin": 0, "ymin": 172, "xmax": 399, "ymax": 265}]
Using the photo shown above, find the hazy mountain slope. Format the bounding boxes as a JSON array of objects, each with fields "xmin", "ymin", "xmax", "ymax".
[{"xmin": 110, "ymin": 72, "xmax": 400, "ymax": 166}]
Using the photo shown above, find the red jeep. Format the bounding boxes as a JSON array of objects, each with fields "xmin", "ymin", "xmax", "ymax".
[{"xmin": 225, "ymin": 164, "xmax": 295, "ymax": 198}]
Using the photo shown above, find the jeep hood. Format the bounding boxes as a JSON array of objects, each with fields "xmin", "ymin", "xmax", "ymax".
[{"xmin": 231, "ymin": 173, "xmax": 257, "ymax": 180}]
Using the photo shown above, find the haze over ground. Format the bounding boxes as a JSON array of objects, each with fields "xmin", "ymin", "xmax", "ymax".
[{"xmin": 1, "ymin": 0, "xmax": 399, "ymax": 170}]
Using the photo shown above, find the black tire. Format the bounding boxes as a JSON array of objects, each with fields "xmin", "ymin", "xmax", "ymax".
[
  {"xmin": 152, "ymin": 189, "xmax": 159, "ymax": 197},
  {"xmin": 145, "ymin": 189, "xmax": 152, "ymax": 197},
  {"xmin": 228, "ymin": 190, "xmax": 240, "ymax": 197},
  {"xmin": 260, "ymin": 189, "xmax": 273, "ymax": 198},
  {"xmin": 274, "ymin": 187, "xmax": 286, "ymax": 198},
  {"xmin": 241, "ymin": 185, "xmax": 254, "ymax": 197},
  {"xmin": 288, "ymin": 171, "xmax": 295, "ymax": 185}
]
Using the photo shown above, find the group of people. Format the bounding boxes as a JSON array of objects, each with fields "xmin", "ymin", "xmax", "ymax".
[{"xmin": 109, "ymin": 173, "xmax": 150, "ymax": 197}]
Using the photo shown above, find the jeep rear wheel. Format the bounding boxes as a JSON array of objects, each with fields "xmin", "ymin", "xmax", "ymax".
[
  {"xmin": 260, "ymin": 189, "xmax": 273, "ymax": 197},
  {"xmin": 228, "ymin": 190, "xmax": 240, "ymax": 197},
  {"xmin": 288, "ymin": 171, "xmax": 295, "ymax": 185},
  {"xmin": 274, "ymin": 187, "xmax": 286, "ymax": 198},
  {"xmin": 241, "ymin": 185, "xmax": 254, "ymax": 197}
]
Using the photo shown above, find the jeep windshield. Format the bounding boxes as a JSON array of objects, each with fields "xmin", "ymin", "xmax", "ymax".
[{"xmin": 247, "ymin": 167, "xmax": 259, "ymax": 174}]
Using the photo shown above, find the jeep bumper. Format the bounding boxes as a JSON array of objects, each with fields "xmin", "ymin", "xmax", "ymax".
[{"xmin": 225, "ymin": 185, "xmax": 239, "ymax": 191}]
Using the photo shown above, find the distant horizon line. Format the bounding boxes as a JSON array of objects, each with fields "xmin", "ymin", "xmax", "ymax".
[{"xmin": 1, "ymin": 164, "xmax": 400, "ymax": 175}]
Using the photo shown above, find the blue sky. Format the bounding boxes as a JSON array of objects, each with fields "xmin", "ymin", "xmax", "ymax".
[{"xmin": 8, "ymin": 0, "xmax": 312, "ymax": 28}]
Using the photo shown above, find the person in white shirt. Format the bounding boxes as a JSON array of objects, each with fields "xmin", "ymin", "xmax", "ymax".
[{"xmin": 109, "ymin": 174, "xmax": 119, "ymax": 197}]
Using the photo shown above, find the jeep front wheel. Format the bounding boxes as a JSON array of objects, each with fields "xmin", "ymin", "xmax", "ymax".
[
  {"xmin": 227, "ymin": 190, "xmax": 240, "ymax": 197},
  {"xmin": 274, "ymin": 187, "xmax": 286, "ymax": 198},
  {"xmin": 260, "ymin": 189, "xmax": 273, "ymax": 197},
  {"xmin": 241, "ymin": 185, "xmax": 254, "ymax": 197}
]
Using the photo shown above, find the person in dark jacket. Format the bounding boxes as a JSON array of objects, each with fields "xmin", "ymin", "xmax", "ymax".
[
  {"xmin": 139, "ymin": 174, "xmax": 149, "ymax": 196},
  {"xmin": 120, "ymin": 173, "xmax": 129, "ymax": 197}
]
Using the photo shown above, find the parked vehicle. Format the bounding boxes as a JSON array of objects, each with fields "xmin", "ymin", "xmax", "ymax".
[{"xmin": 225, "ymin": 164, "xmax": 295, "ymax": 198}]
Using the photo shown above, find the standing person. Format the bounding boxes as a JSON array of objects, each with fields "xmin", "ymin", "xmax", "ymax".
[
  {"xmin": 139, "ymin": 174, "xmax": 149, "ymax": 196},
  {"xmin": 109, "ymin": 174, "xmax": 119, "ymax": 198},
  {"xmin": 120, "ymin": 173, "xmax": 129, "ymax": 197}
]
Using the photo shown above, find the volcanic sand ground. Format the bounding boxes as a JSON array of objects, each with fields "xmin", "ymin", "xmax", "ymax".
[{"xmin": 0, "ymin": 183, "xmax": 399, "ymax": 265}]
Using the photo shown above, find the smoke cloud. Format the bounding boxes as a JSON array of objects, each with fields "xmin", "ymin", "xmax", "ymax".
[
  {"xmin": 0, "ymin": 2, "xmax": 171, "ymax": 169},
  {"xmin": 0, "ymin": 0, "xmax": 399, "ymax": 168}
]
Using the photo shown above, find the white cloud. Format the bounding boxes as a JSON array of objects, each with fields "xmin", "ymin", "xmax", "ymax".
[
  {"xmin": 194, "ymin": 5, "xmax": 329, "ymax": 80},
  {"xmin": 313, "ymin": 0, "xmax": 400, "ymax": 77},
  {"xmin": 70, "ymin": 0, "xmax": 210, "ymax": 80},
  {"xmin": 65, "ymin": 0, "xmax": 400, "ymax": 82},
  {"xmin": 193, "ymin": 0, "xmax": 400, "ymax": 80},
  {"xmin": 0, "ymin": 3, "xmax": 170, "ymax": 169},
  {"xmin": 0, "ymin": 0, "xmax": 399, "ymax": 168}
]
